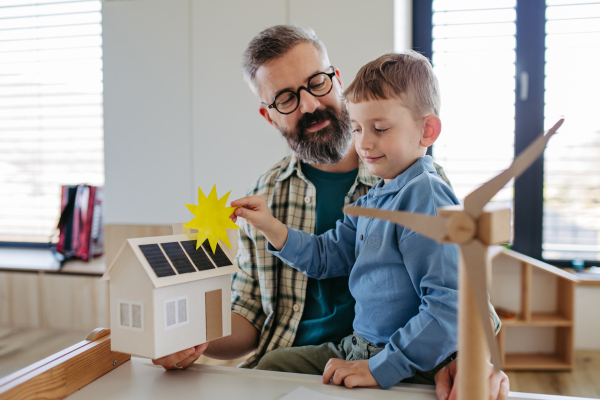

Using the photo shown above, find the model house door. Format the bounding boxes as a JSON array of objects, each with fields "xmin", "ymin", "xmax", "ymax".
[{"xmin": 205, "ymin": 289, "xmax": 223, "ymax": 341}]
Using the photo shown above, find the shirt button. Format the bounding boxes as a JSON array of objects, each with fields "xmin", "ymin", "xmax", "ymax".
[
  {"xmin": 352, "ymin": 336, "xmax": 357, "ymax": 345},
  {"xmin": 304, "ymin": 196, "xmax": 312, "ymax": 204},
  {"xmin": 293, "ymin": 304, "xmax": 300, "ymax": 312},
  {"xmin": 361, "ymin": 235, "xmax": 364, "ymax": 240}
]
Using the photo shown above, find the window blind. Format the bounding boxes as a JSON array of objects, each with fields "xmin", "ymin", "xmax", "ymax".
[
  {"xmin": 0, "ymin": 0, "xmax": 104, "ymax": 243},
  {"xmin": 543, "ymin": 0, "xmax": 600, "ymax": 261},
  {"xmin": 430, "ymin": 0, "xmax": 516, "ymax": 207}
]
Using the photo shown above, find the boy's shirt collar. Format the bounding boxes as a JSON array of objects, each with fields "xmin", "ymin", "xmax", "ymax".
[{"xmin": 370, "ymin": 155, "xmax": 436, "ymax": 197}]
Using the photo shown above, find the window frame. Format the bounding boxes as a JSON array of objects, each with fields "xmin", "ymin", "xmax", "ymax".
[
  {"xmin": 413, "ymin": 0, "xmax": 594, "ymax": 268},
  {"xmin": 117, "ymin": 299, "xmax": 144, "ymax": 332},
  {"xmin": 164, "ymin": 295, "xmax": 189, "ymax": 330},
  {"xmin": 0, "ymin": 0, "xmax": 104, "ymax": 247}
]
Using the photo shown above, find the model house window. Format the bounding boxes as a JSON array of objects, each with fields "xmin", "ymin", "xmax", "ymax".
[
  {"xmin": 164, "ymin": 295, "xmax": 189, "ymax": 329},
  {"xmin": 118, "ymin": 300, "xmax": 143, "ymax": 331},
  {"xmin": 0, "ymin": 1, "xmax": 104, "ymax": 243}
]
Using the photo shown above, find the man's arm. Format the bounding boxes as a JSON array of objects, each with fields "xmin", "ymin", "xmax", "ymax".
[
  {"xmin": 435, "ymin": 360, "xmax": 509, "ymax": 400},
  {"xmin": 204, "ymin": 312, "xmax": 260, "ymax": 359},
  {"xmin": 151, "ymin": 312, "xmax": 259, "ymax": 369}
]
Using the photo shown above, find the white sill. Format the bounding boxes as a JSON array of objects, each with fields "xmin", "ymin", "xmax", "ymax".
[
  {"xmin": 0, "ymin": 248, "xmax": 60, "ymax": 271},
  {"xmin": 0, "ymin": 248, "xmax": 106, "ymax": 275}
]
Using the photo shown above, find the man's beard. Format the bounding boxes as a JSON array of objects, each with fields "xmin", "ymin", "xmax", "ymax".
[{"xmin": 276, "ymin": 105, "xmax": 353, "ymax": 165}]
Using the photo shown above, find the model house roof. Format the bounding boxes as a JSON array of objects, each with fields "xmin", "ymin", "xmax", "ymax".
[
  {"xmin": 491, "ymin": 246, "xmax": 579, "ymax": 283},
  {"xmin": 102, "ymin": 233, "xmax": 240, "ymax": 288}
]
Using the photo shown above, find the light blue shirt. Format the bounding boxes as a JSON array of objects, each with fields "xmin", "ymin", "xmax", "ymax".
[{"xmin": 269, "ymin": 156, "xmax": 460, "ymax": 389}]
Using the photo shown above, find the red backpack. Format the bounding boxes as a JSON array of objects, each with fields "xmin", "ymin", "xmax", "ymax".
[{"xmin": 55, "ymin": 185, "xmax": 104, "ymax": 262}]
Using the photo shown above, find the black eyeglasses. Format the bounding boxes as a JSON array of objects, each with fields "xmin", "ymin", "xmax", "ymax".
[{"xmin": 262, "ymin": 67, "xmax": 336, "ymax": 115}]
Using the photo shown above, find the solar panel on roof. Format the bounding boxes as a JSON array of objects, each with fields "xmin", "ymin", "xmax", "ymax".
[
  {"xmin": 139, "ymin": 244, "xmax": 176, "ymax": 277},
  {"xmin": 161, "ymin": 242, "xmax": 196, "ymax": 274},
  {"xmin": 202, "ymin": 240, "xmax": 233, "ymax": 267},
  {"xmin": 180, "ymin": 240, "xmax": 215, "ymax": 271}
]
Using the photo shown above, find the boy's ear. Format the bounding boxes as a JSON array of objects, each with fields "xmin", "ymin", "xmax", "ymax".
[
  {"xmin": 420, "ymin": 115, "xmax": 441, "ymax": 148},
  {"xmin": 259, "ymin": 106, "xmax": 276, "ymax": 127}
]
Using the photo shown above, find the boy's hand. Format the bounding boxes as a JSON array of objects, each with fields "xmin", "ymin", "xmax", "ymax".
[
  {"xmin": 230, "ymin": 195, "xmax": 289, "ymax": 250},
  {"xmin": 230, "ymin": 195, "xmax": 274, "ymax": 231},
  {"xmin": 322, "ymin": 359, "xmax": 380, "ymax": 389}
]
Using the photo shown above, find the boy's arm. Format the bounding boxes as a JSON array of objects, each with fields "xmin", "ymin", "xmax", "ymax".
[
  {"xmin": 232, "ymin": 195, "xmax": 288, "ymax": 250},
  {"xmin": 368, "ymin": 233, "xmax": 460, "ymax": 389},
  {"xmin": 268, "ymin": 215, "xmax": 359, "ymax": 279},
  {"xmin": 232, "ymin": 195, "xmax": 361, "ymax": 279},
  {"xmin": 363, "ymin": 175, "xmax": 460, "ymax": 389}
]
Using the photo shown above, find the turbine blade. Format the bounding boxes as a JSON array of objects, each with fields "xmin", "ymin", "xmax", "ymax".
[
  {"xmin": 464, "ymin": 118, "xmax": 563, "ymax": 218},
  {"xmin": 460, "ymin": 240, "xmax": 503, "ymax": 371},
  {"xmin": 344, "ymin": 206, "xmax": 447, "ymax": 242}
]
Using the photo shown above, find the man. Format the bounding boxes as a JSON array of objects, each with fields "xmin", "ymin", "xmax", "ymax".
[{"xmin": 153, "ymin": 25, "xmax": 509, "ymax": 400}]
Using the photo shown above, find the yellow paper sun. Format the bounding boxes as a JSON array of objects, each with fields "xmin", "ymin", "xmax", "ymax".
[{"xmin": 185, "ymin": 185, "xmax": 240, "ymax": 253}]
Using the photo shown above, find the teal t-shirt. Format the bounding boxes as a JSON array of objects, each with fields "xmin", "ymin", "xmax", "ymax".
[{"xmin": 293, "ymin": 162, "xmax": 359, "ymax": 347}]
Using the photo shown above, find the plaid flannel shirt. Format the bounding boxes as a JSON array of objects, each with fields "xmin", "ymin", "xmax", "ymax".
[{"xmin": 231, "ymin": 153, "xmax": 501, "ymax": 368}]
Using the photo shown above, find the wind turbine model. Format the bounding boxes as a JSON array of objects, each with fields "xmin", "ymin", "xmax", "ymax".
[{"xmin": 345, "ymin": 119, "xmax": 564, "ymax": 400}]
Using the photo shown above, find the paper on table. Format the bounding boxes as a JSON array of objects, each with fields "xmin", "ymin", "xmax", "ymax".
[
  {"xmin": 184, "ymin": 185, "xmax": 240, "ymax": 253},
  {"xmin": 279, "ymin": 386, "xmax": 354, "ymax": 400}
]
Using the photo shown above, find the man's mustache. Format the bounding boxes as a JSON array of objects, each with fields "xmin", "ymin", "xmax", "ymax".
[{"xmin": 297, "ymin": 108, "xmax": 334, "ymax": 133}]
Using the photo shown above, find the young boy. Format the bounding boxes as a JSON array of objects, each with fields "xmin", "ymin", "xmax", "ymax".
[{"xmin": 230, "ymin": 51, "xmax": 459, "ymax": 389}]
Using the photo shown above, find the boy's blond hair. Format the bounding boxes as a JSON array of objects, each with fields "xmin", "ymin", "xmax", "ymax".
[{"xmin": 344, "ymin": 50, "xmax": 440, "ymax": 119}]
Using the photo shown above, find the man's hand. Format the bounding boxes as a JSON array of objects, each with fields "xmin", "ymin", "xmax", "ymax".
[
  {"xmin": 322, "ymin": 359, "xmax": 380, "ymax": 389},
  {"xmin": 151, "ymin": 342, "xmax": 209, "ymax": 370},
  {"xmin": 230, "ymin": 195, "xmax": 288, "ymax": 250},
  {"xmin": 434, "ymin": 359, "xmax": 509, "ymax": 400}
]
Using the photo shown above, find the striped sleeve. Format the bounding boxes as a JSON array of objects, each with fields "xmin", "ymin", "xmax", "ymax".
[{"xmin": 231, "ymin": 218, "xmax": 266, "ymax": 332}]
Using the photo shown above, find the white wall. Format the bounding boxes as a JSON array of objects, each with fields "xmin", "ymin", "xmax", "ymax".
[
  {"xmin": 394, "ymin": 0, "xmax": 412, "ymax": 52},
  {"xmin": 103, "ymin": 0, "xmax": 395, "ymax": 225},
  {"xmin": 103, "ymin": 0, "xmax": 193, "ymax": 225},
  {"xmin": 574, "ymin": 286, "xmax": 600, "ymax": 350}
]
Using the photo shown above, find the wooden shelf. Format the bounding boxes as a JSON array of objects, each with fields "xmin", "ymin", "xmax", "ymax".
[
  {"xmin": 504, "ymin": 353, "xmax": 571, "ymax": 371},
  {"xmin": 500, "ymin": 312, "xmax": 572, "ymax": 327},
  {"xmin": 493, "ymin": 251, "xmax": 576, "ymax": 371}
]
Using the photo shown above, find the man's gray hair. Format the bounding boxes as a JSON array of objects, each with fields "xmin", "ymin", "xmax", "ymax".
[{"xmin": 242, "ymin": 25, "xmax": 328, "ymax": 98}]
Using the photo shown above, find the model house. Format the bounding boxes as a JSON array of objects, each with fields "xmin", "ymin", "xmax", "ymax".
[
  {"xmin": 490, "ymin": 247, "xmax": 579, "ymax": 371},
  {"xmin": 101, "ymin": 232, "xmax": 239, "ymax": 359}
]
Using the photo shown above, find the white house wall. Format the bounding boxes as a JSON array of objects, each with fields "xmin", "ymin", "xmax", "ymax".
[
  {"xmin": 109, "ymin": 245, "xmax": 156, "ymax": 358},
  {"xmin": 153, "ymin": 274, "xmax": 231, "ymax": 359},
  {"xmin": 102, "ymin": 0, "xmax": 395, "ymax": 225}
]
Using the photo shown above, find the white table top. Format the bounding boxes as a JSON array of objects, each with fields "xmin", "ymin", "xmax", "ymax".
[{"xmin": 67, "ymin": 357, "xmax": 593, "ymax": 400}]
